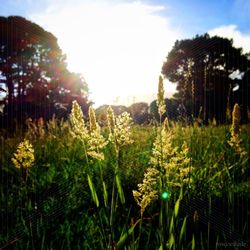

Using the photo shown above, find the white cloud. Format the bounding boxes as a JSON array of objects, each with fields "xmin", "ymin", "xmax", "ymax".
[
  {"xmin": 29, "ymin": 0, "xmax": 179, "ymax": 107},
  {"xmin": 208, "ymin": 25, "xmax": 250, "ymax": 54}
]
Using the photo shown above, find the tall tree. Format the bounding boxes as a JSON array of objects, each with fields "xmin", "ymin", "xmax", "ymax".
[
  {"xmin": 0, "ymin": 16, "xmax": 89, "ymax": 126},
  {"xmin": 149, "ymin": 98, "xmax": 180, "ymax": 122},
  {"xmin": 162, "ymin": 34, "xmax": 250, "ymax": 123}
]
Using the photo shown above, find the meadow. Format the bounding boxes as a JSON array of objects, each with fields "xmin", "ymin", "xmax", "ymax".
[{"xmin": 0, "ymin": 100, "xmax": 250, "ymax": 250}]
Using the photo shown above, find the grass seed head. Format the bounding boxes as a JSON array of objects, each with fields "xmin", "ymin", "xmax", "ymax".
[
  {"xmin": 228, "ymin": 103, "xmax": 247, "ymax": 158},
  {"xmin": 107, "ymin": 106, "xmax": 115, "ymax": 134},
  {"xmin": 156, "ymin": 75, "xmax": 166, "ymax": 117},
  {"xmin": 231, "ymin": 103, "xmax": 240, "ymax": 136},
  {"xmin": 89, "ymin": 106, "xmax": 98, "ymax": 132},
  {"xmin": 114, "ymin": 112, "xmax": 134, "ymax": 147},
  {"xmin": 12, "ymin": 139, "xmax": 35, "ymax": 170},
  {"xmin": 87, "ymin": 126, "xmax": 108, "ymax": 161},
  {"xmin": 70, "ymin": 100, "xmax": 89, "ymax": 141},
  {"xmin": 163, "ymin": 117, "xmax": 170, "ymax": 132},
  {"xmin": 133, "ymin": 167, "xmax": 159, "ymax": 216}
]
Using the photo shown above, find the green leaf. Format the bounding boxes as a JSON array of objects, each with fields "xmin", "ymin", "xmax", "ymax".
[
  {"xmin": 179, "ymin": 216, "xmax": 187, "ymax": 244},
  {"xmin": 116, "ymin": 219, "xmax": 141, "ymax": 249},
  {"xmin": 167, "ymin": 233, "xmax": 175, "ymax": 249},
  {"xmin": 174, "ymin": 187, "xmax": 183, "ymax": 218},
  {"xmin": 169, "ymin": 216, "xmax": 174, "ymax": 233},
  {"xmin": 174, "ymin": 198, "xmax": 180, "ymax": 218},
  {"xmin": 191, "ymin": 234, "xmax": 195, "ymax": 250},
  {"xmin": 87, "ymin": 174, "xmax": 99, "ymax": 207},
  {"xmin": 116, "ymin": 174, "xmax": 125, "ymax": 204},
  {"xmin": 102, "ymin": 181, "xmax": 108, "ymax": 208}
]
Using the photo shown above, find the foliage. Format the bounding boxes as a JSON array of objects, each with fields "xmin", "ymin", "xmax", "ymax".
[
  {"xmin": 128, "ymin": 102, "xmax": 151, "ymax": 124},
  {"xmin": 0, "ymin": 16, "xmax": 89, "ymax": 130},
  {"xmin": 162, "ymin": 34, "xmax": 250, "ymax": 123},
  {"xmin": 0, "ymin": 28, "xmax": 250, "ymax": 247},
  {"xmin": 0, "ymin": 113, "xmax": 250, "ymax": 249},
  {"xmin": 150, "ymin": 98, "xmax": 181, "ymax": 122}
]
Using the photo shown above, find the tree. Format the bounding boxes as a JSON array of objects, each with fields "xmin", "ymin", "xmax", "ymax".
[
  {"xmin": 233, "ymin": 69, "xmax": 250, "ymax": 122},
  {"xmin": 150, "ymin": 98, "xmax": 180, "ymax": 122},
  {"xmin": 0, "ymin": 16, "xmax": 89, "ymax": 128},
  {"xmin": 162, "ymin": 34, "xmax": 250, "ymax": 123},
  {"xmin": 128, "ymin": 102, "xmax": 150, "ymax": 124},
  {"xmin": 95, "ymin": 105, "xmax": 129, "ymax": 126}
]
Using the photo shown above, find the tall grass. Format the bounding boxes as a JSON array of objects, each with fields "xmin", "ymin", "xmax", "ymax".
[
  {"xmin": 1, "ymin": 119, "xmax": 250, "ymax": 249},
  {"xmin": 1, "ymin": 98, "xmax": 249, "ymax": 248}
]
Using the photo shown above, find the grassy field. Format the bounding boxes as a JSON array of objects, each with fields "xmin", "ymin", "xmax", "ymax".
[{"xmin": 0, "ymin": 105, "xmax": 250, "ymax": 249}]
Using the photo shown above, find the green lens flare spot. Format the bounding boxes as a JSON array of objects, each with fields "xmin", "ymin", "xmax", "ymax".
[{"xmin": 161, "ymin": 191, "xmax": 170, "ymax": 200}]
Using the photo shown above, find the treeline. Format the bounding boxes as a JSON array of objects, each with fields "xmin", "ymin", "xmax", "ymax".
[
  {"xmin": 0, "ymin": 16, "xmax": 250, "ymax": 132},
  {"xmin": 95, "ymin": 98, "xmax": 193, "ymax": 126},
  {"xmin": 162, "ymin": 34, "xmax": 250, "ymax": 123},
  {"xmin": 0, "ymin": 16, "xmax": 89, "ymax": 132}
]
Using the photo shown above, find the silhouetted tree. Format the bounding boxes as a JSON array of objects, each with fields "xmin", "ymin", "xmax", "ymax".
[
  {"xmin": 109, "ymin": 105, "xmax": 129, "ymax": 116},
  {"xmin": 95, "ymin": 104, "xmax": 129, "ymax": 126},
  {"xmin": 128, "ymin": 102, "xmax": 150, "ymax": 124},
  {"xmin": 0, "ymin": 16, "xmax": 89, "ymax": 129},
  {"xmin": 233, "ymin": 69, "xmax": 250, "ymax": 122},
  {"xmin": 149, "ymin": 98, "xmax": 180, "ymax": 122},
  {"xmin": 162, "ymin": 34, "xmax": 250, "ymax": 123}
]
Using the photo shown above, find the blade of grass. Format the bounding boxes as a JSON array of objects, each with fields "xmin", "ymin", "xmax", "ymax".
[
  {"xmin": 116, "ymin": 174, "xmax": 125, "ymax": 204},
  {"xmin": 102, "ymin": 181, "xmax": 108, "ymax": 208},
  {"xmin": 116, "ymin": 218, "xmax": 141, "ymax": 249},
  {"xmin": 87, "ymin": 174, "xmax": 99, "ymax": 207},
  {"xmin": 179, "ymin": 216, "xmax": 187, "ymax": 244}
]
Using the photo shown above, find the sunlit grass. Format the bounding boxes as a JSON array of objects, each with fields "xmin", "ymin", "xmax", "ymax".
[{"xmin": 0, "ymin": 105, "xmax": 249, "ymax": 249}]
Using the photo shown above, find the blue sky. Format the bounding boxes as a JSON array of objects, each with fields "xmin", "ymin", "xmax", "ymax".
[
  {"xmin": 153, "ymin": 0, "xmax": 250, "ymax": 35},
  {"xmin": 1, "ymin": 0, "xmax": 250, "ymax": 107},
  {"xmin": 1, "ymin": 0, "xmax": 250, "ymax": 36}
]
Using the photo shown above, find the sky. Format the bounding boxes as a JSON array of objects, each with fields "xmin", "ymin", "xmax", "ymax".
[{"xmin": 0, "ymin": 0, "xmax": 250, "ymax": 107}]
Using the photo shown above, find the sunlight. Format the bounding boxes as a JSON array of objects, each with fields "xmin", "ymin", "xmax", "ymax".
[{"xmin": 30, "ymin": 1, "xmax": 179, "ymax": 107}]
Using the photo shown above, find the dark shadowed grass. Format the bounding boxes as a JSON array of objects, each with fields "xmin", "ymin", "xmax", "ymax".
[{"xmin": 0, "ymin": 120, "xmax": 249, "ymax": 249}]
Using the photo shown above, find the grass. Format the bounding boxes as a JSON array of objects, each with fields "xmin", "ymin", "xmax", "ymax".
[{"xmin": 0, "ymin": 114, "xmax": 250, "ymax": 249}]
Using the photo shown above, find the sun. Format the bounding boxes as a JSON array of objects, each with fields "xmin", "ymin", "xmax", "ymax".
[{"xmin": 31, "ymin": 1, "xmax": 179, "ymax": 107}]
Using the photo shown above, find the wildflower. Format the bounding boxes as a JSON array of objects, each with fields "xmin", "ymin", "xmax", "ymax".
[
  {"xmin": 70, "ymin": 100, "xmax": 88, "ymax": 141},
  {"xmin": 12, "ymin": 139, "xmax": 35, "ymax": 170},
  {"xmin": 156, "ymin": 75, "xmax": 166, "ymax": 117},
  {"xmin": 133, "ymin": 167, "xmax": 159, "ymax": 216}
]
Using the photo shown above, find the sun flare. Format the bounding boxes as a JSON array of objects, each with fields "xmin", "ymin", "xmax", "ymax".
[{"xmin": 30, "ymin": 1, "xmax": 179, "ymax": 107}]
